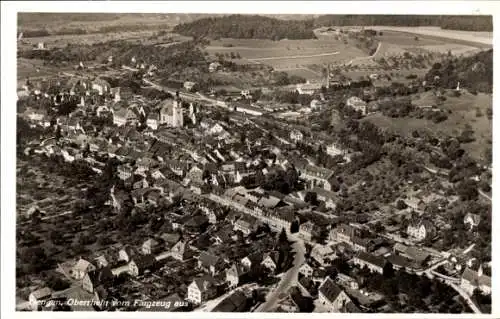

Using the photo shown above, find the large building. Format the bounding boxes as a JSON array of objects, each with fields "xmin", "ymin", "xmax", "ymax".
[
  {"xmin": 346, "ymin": 96, "xmax": 367, "ymax": 115},
  {"xmin": 160, "ymin": 99, "xmax": 184, "ymax": 128}
]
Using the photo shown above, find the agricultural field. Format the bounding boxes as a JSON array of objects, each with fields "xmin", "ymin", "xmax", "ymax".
[
  {"xmin": 205, "ymin": 38, "xmax": 368, "ymax": 68},
  {"xmin": 364, "ymin": 90, "xmax": 492, "ymax": 162},
  {"xmin": 18, "ymin": 30, "xmax": 189, "ymax": 50},
  {"xmin": 362, "ymin": 26, "xmax": 493, "ymax": 46},
  {"xmin": 17, "ymin": 58, "xmax": 58, "ymax": 80}
]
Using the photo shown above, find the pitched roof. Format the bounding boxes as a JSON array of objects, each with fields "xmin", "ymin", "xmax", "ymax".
[
  {"xmin": 30, "ymin": 287, "xmax": 52, "ymax": 299},
  {"xmin": 73, "ymin": 258, "xmax": 95, "ymax": 272},
  {"xmin": 213, "ymin": 290, "xmax": 248, "ymax": 312},
  {"xmin": 193, "ymin": 275, "xmax": 218, "ymax": 292},
  {"xmin": 199, "ymin": 251, "xmax": 221, "ymax": 267},
  {"xmin": 355, "ymin": 252, "xmax": 386, "ymax": 268},
  {"xmin": 131, "ymin": 254, "xmax": 156, "ymax": 269},
  {"xmin": 319, "ymin": 277, "xmax": 343, "ymax": 303},
  {"xmin": 86, "ymin": 268, "xmax": 113, "ymax": 286}
]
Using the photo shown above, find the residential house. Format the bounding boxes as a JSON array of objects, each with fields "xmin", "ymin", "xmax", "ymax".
[
  {"xmin": 117, "ymin": 164, "xmax": 134, "ymax": 180},
  {"xmin": 184, "ymin": 81, "xmax": 196, "ymax": 92},
  {"xmin": 187, "ymin": 275, "xmax": 219, "ymax": 305},
  {"xmin": 118, "ymin": 246, "xmax": 139, "ymax": 263},
  {"xmin": 329, "ymin": 224, "xmax": 356, "ymax": 245},
  {"xmin": 27, "ymin": 108, "xmax": 51, "ymax": 127},
  {"xmin": 299, "ymin": 263, "xmax": 314, "ymax": 278},
  {"xmin": 299, "ymin": 221, "xmax": 316, "ymax": 241},
  {"xmin": 352, "ymin": 252, "xmax": 386, "ymax": 274},
  {"xmin": 94, "ymin": 255, "xmax": 109, "ymax": 269},
  {"xmin": 112, "ymin": 108, "xmax": 138, "ymax": 127},
  {"xmin": 209, "ymin": 62, "xmax": 221, "ymax": 73},
  {"xmin": 198, "ymin": 252, "xmax": 225, "ymax": 276},
  {"xmin": 464, "ymin": 213, "xmax": 481, "ymax": 230},
  {"xmin": 71, "ymin": 258, "xmax": 96, "ymax": 280},
  {"xmin": 310, "ymin": 99, "xmax": 323, "ymax": 110},
  {"xmin": 311, "ymin": 244, "xmax": 337, "ymax": 266},
  {"xmin": 29, "ymin": 287, "xmax": 53, "ymax": 311},
  {"xmin": 393, "ymin": 244, "xmax": 430, "ymax": 268},
  {"xmin": 336, "ymin": 273, "xmax": 359, "ymax": 290},
  {"xmin": 261, "ymin": 251, "xmax": 280, "ymax": 273},
  {"xmin": 142, "ymin": 238, "xmax": 162, "ymax": 255},
  {"xmin": 212, "ymin": 290, "xmax": 248, "ymax": 312},
  {"xmin": 326, "ymin": 143, "xmax": 347, "ymax": 158},
  {"xmin": 296, "ymin": 83, "xmax": 318, "ymax": 95},
  {"xmin": 299, "ymin": 164, "xmax": 335, "ymax": 191},
  {"xmin": 240, "ymin": 253, "xmax": 262, "ymax": 271},
  {"xmin": 170, "ymin": 240, "xmax": 193, "ymax": 261},
  {"xmin": 406, "ymin": 219, "xmax": 436, "ymax": 242},
  {"xmin": 233, "ymin": 216, "xmax": 257, "ymax": 236},
  {"xmin": 312, "ymin": 187, "xmax": 338, "ymax": 209},
  {"xmin": 290, "ymin": 130, "xmax": 304, "ymax": 142},
  {"xmin": 461, "ymin": 267, "xmax": 491, "ymax": 295},
  {"xmin": 318, "ymin": 277, "xmax": 353, "ymax": 312},
  {"xmin": 128, "ymin": 254, "xmax": 156, "ymax": 277},
  {"xmin": 346, "ymin": 96, "xmax": 367, "ymax": 115},
  {"xmin": 82, "ymin": 268, "xmax": 114, "ymax": 293},
  {"xmin": 146, "ymin": 111, "xmax": 160, "ymax": 130},
  {"xmin": 225, "ymin": 264, "xmax": 248, "ymax": 289}
]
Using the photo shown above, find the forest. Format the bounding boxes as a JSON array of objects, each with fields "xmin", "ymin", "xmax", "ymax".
[
  {"xmin": 173, "ymin": 15, "xmax": 316, "ymax": 40},
  {"xmin": 425, "ymin": 49, "xmax": 493, "ymax": 93},
  {"xmin": 314, "ymin": 15, "xmax": 493, "ymax": 32}
]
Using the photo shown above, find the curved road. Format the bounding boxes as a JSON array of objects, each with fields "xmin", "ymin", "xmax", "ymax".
[{"xmin": 255, "ymin": 233, "xmax": 306, "ymax": 312}]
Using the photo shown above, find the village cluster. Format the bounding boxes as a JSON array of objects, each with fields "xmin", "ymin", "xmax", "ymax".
[{"xmin": 15, "ymin": 34, "xmax": 492, "ymax": 313}]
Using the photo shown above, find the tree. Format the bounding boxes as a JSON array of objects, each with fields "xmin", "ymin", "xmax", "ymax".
[
  {"xmin": 304, "ymin": 191, "xmax": 318, "ymax": 206},
  {"xmin": 456, "ymin": 180, "xmax": 478, "ymax": 201},
  {"xmin": 396, "ymin": 199, "xmax": 408, "ymax": 210},
  {"xmin": 278, "ymin": 228, "xmax": 288, "ymax": 244}
]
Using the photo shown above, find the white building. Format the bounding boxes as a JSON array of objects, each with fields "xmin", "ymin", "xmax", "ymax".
[
  {"xmin": 290, "ymin": 130, "xmax": 304, "ymax": 142},
  {"xmin": 346, "ymin": 96, "xmax": 367, "ymax": 115},
  {"xmin": 160, "ymin": 99, "xmax": 184, "ymax": 128}
]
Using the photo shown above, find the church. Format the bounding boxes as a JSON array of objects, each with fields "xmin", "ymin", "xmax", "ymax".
[{"xmin": 159, "ymin": 97, "xmax": 184, "ymax": 128}]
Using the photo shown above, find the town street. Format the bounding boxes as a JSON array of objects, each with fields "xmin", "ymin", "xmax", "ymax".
[{"xmin": 255, "ymin": 233, "xmax": 306, "ymax": 312}]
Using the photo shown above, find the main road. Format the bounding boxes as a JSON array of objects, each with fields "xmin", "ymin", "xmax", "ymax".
[{"xmin": 255, "ymin": 233, "xmax": 306, "ymax": 312}]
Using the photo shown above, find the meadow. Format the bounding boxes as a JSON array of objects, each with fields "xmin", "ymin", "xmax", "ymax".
[
  {"xmin": 364, "ymin": 90, "xmax": 492, "ymax": 162},
  {"xmin": 205, "ymin": 38, "xmax": 368, "ymax": 68}
]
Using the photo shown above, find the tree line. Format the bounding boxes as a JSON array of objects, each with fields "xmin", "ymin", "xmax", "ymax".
[{"xmin": 314, "ymin": 15, "xmax": 492, "ymax": 32}]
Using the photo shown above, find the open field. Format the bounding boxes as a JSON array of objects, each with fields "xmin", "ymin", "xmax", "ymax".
[
  {"xmin": 276, "ymin": 67, "xmax": 323, "ymax": 81},
  {"xmin": 17, "ymin": 58, "xmax": 57, "ymax": 80},
  {"xmin": 205, "ymin": 38, "xmax": 368, "ymax": 68},
  {"xmin": 364, "ymin": 90, "xmax": 492, "ymax": 161},
  {"xmin": 362, "ymin": 26, "xmax": 492, "ymax": 46}
]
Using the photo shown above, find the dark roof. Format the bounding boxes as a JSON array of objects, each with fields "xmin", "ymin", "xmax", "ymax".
[
  {"xmin": 319, "ymin": 277, "xmax": 343, "ymax": 303},
  {"xmin": 213, "ymin": 291, "xmax": 248, "ymax": 312},
  {"xmin": 86, "ymin": 268, "xmax": 113, "ymax": 286},
  {"xmin": 355, "ymin": 252, "xmax": 386, "ymax": 268},
  {"xmin": 131, "ymin": 254, "xmax": 156, "ymax": 269},
  {"xmin": 199, "ymin": 251, "xmax": 221, "ymax": 267}
]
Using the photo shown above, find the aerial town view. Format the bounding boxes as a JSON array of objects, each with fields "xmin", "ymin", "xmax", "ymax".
[{"xmin": 14, "ymin": 12, "xmax": 493, "ymax": 314}]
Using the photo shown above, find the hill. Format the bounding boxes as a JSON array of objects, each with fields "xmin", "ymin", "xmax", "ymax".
[
  {"xmin": 424, "ymin": 49, "xmax": 493, "ymax": 93},
  {"xmin": 313, "ymin": 15, "xmax": 492, "ymax": 32},
  {"xmin": 172, "ymin": 14, "xmax": 316, "ymax": 40}
]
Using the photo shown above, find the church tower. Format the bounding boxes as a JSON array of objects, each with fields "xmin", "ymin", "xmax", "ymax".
[{"xmin": 173, "ymin": 99, "xmax": 184, "ymax": 128}]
